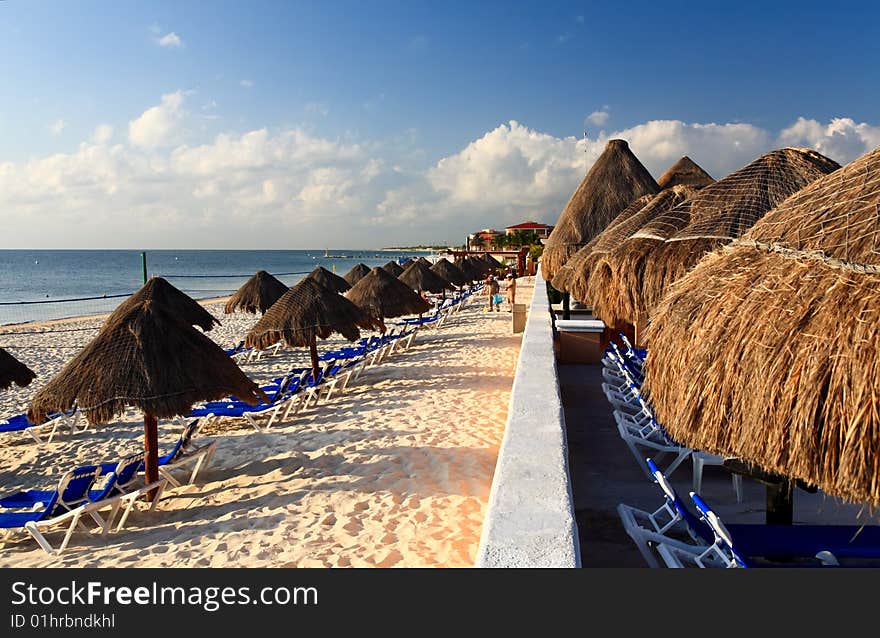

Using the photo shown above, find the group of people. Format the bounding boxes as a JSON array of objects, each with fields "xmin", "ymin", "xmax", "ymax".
[{"xmin": 484, "ymin": 272, "xmax": 516, "ymax": 312}]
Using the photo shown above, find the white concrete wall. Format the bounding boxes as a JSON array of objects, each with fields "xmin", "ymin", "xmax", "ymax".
[{"xmin": 475, "ymin": 267, "xmax": 581, "ymax": 567}]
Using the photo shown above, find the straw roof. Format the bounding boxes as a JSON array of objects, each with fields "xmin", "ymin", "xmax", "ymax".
[
  {"xmin": 224, "ymin": 270, "xmax": 289, "ymax": 315},
  {"xmin": 590, "ymin": 147, "xmax": 839, "ymax": 329},
  {"xmin": 346, "ymin": 267, "xmax": 432, "ymax": 321},
  {"xmin": 416, "ymin": 257, "xmax": 433, "ymax": 267},
  {"xmin": 644, "ymin": 145, "xmax": 880, "ymax": 505},
  {"xmin": 0, "ymin": 347, "xmax": 35, "ymax": 390},
  {"xmin": 29, "ymin": 278, "xmax": 265, "ymax": 425},
  {"xmin": 551, "ymin": 193, "xmax": 655, "ymax": 295},
  {"xmin": 430, "ymin": 258, "xmax": 468, "ymax": 287},
  {"xmin": 398, "ymin": 261, "xmax": 451, "ymax": 294},
  {"xmin": 343, "ymin": 263, "xmax": 372, "ymax": 286},
  {"xmin": 382, "ymin": 260, "xmax": 405, "ymax": 276},
  {"xmin": 454, "ymin": 257, "xmax": 482, "ymax": 281},
  {"xmin": 306, "ymin": 266, "xmax": 351, "ymax": 293},
  {"xmin": 480, "ymin": 253, "xmax": 503, "ymax": 268},
  {"xmin": 245, "ymin": 277, "xmax": 379, "ymax": 350},
  {"xmin": 656, "ymin": 156, "xmax": 715, "ymax": 190},
  {"xmin": 542, "ymin": 139, "xmax": 659, "ymax": 280}
]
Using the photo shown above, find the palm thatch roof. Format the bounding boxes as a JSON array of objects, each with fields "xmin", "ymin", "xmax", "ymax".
[
  {"xmin": 343, "ymin": 263, "xmax": 372, "ymax": 286},
  {"xmin": 29, "ymin": 277, "xmax": 265, "ymax": 426},
  {"xmin": 590, "ymin": 148, "xmax": 839, "ymax": 329},
  {"xmin": 644, "ymin": 145, "xmax": 880, "ymax": 505},
  {"xmin": 480, "ymin": 253, "xmax": 503, "ymax": 268},
  {"xmin": 0, "ymin": 347, "xmax": 35, "ymax": 390},
  {"xmin": 454, "ymin": 257, "xmax": 482, "ymax": 281},
  {"xmin": 656, "ymin": 156, "xmax": 715, "ymax": 190},
  {"xmin": 306, "ymin": 266, "xmax": 351, "ymax": 293},
  {"xmin": 550, "ymin": 193, "xmax": 656, "ymax": 295},
  {"xmin": 430, "ymin": 258, "xmax": 468, "ymax": 287},
  {"xmin": 398, "ymin": 261, "xmax": 451, "ymax": 293},
  {"xmin": 224, "ymin": 270, "xmax": 289, "ymax": 315},
  {"xmin": 416, "ymin": 257, "xmax": 433, "ymax": 267},
  {"xmin": 381, "ymin": 260, "xmax": 405, "ymax": 276},
  {"xmin": 542, "ymin": 139, "xmax": 659, "ymax": 280},
  {"xmin": 346, "ymin": 267, "xmax": 432, "ymax": 321},
  {"xmin": 245, "ymin": 277, "xmax": 379, "ymax": 350}
]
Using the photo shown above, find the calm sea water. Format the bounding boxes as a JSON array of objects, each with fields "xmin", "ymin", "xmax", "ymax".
[{"xmin": 0, "ymin": 249, "xmax": 429, "ymax": 325}]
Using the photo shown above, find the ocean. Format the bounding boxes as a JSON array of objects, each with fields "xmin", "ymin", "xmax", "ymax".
[{"xmin": 0, "ymin": 249, "xmax": 431, "ymax": 325}]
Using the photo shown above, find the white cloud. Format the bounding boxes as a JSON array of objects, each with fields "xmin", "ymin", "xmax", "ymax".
[
  {"xmin": 240, "ymin": 79, "xmax": 254, "ymax": 88},
  {"xmin": 586, "ymin": 110, "xmax": 609, "ymax": 126},
  {"xmin": 1, "ymin": 96, "xmax": 877, "ymax": 249},
  {"xmin": 777, "ymin": 117, "xmax": 880, "ymax": 164},
  {"xmin": 49, "ymin": 119, "xmax": 65, "ymax": 136},
  {"xmin": 92, "ymin": 124, "xmax": 113, "ymax": 144},
  {"xmin": 157, "ymin": 32, "xmax": 182, "ymax": 48},
  {"xmin": 128, "ymin": 90, "xmax": 187, "ymax": 149}
]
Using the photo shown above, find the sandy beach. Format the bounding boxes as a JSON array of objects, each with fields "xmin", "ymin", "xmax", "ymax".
[{"xmin": 0, "ymin": 279, "xmax": 533, "ymax": 567}]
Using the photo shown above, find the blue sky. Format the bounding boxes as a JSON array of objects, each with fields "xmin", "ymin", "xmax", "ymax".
[{"xmin": 0, "ymin": 1, "xmax": 878, "ymax": 248}]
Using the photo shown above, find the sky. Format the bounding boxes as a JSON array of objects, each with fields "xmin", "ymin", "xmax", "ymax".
[{"xmin": 0, "ymin": 0, "xmax": 878, "ymax": 249}]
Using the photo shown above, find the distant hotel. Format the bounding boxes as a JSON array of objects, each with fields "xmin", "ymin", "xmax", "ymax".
[{"xmin": 466, "ymin": 221, "xmax": 554, "ymax": 250}]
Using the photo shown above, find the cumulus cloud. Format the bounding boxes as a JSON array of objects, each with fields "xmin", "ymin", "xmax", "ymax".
[
  {"xmin": 586, "ymin": 110, "xmax": 609, "ymax": 126},
  {"xmin": 49, "ymin": 119, "xmax": 65, "ymax": 136},
  {"xmin": 157, "ymin": 32, "xmax": 182, "ymax": 48},
  {"xmin": 2, "ymin": 96, "xmax": 877, "ymax": 249},
  {"xmin": 92, "ymin": 124, "xmax": 113, "ymax": 144},
  {"xmin": 128, "ymin": 91, "xmax": 187, "ymax": 149}
]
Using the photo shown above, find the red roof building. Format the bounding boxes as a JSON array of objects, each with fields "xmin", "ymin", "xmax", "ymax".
[{"xmin": 504, "ymin": 221, "xmax": 554, "ymax": 238}]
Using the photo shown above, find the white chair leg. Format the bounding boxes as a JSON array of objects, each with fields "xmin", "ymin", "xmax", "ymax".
[
  {"xmin": 733, "ymin": 474, "xmax": 743, "ymax": 503},
  {"xmin": 24, "ymin": 521, "xmax": 56, "ymax": 555}
]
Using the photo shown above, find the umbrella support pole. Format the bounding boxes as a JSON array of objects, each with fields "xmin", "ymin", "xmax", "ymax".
[
  {"xmin": 562, "ymin": 292, "xmax": 570, "ymax": 320},
  {"xmin": 144, "ymin": 412, "xmax": 160, "ymax": 503},
  {"xmin": 766, "ymin": 479, "xmax": 793, "ymax": 525},
  {"xmin": 309, "ymin": 336, "xmax": 320, "ymax": 384}
]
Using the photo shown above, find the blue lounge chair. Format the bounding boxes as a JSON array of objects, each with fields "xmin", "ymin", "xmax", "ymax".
[
  {"xmin": 0, "ymin": 409, "xmax": 82, "ymax": 444},
  {"xmin": 0, "ymin": 465, "xmax": 102, "ymax": 554}
]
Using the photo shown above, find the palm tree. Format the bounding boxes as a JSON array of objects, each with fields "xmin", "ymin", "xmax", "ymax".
[{"xmin": 470, "ymin": 234, "xmax": 485, "ymax": 251}]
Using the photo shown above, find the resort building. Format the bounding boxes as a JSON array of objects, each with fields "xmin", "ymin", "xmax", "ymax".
[{"xmin": 503, "ymin": 221, "xmax": 554, "ymax": 239}]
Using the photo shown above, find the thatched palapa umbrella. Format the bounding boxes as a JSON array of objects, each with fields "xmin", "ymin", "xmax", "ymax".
[
  {"xmin": 224, "ymin": 270, "xmax": 289, "ymax": 315},
  {"xmin": 381, "ymin": 260, "xmax": 405, "ymax": 277},
  {"xmin": 398, "ymin": 260, "xmax": 451, "ymax": 294},
  {"xmin": 430, "ymin": 258, "xmax": 468, "ymax": 287},
  {"xmin": 591, "ymin": 148, "xmax": 839, "ymax": 334},
  {"xmin": 343, "ymin": 263, "xmax": 371, "ymax": 286},
  {"xmin": 644, "ymin": 145, "xmax": 880, "ymax": 507},
  {"xmin": 346, "ymin": 267, "xmax": 432, "ymax": 331},
  {"xmin": 541, "ymin": 139, "xmax": 659, "ymax": 280},
  {"xmin": 551, "ymin": 156, "xmax": 714, "ymax": 297},
  {"xmin": 306, "ymin": 266, "xmax": 351, "ymax": 293},
  {"xmin": 246, "ymin": 277, "xmax": 380, "ymax": 381},
  {"xmin": 28, "ymin": 277, "xmax": 266, "ymax": 499},
  {"xmin": 0, "ymin": 347, "xmax": 36, "ymax": 390}
]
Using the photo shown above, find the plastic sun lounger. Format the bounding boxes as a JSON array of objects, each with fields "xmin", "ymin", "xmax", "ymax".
[
  {"xmin": 0, "ymin": 410, "xmax": 83, "ymax": 445},
  {"xmin": 139, "ymin": 419, "xmax": 217, "ymax": 488},
  {"xmin": 0, "ymin": 465, "xmax": 102, "ymax": 555}
]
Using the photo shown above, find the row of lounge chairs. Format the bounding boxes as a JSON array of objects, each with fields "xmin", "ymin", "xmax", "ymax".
[
  {"xmin": 0, "ymin": 419, "xmax": 214, "ymax": 555},
  {"xmin": 607, "ymin": 338, "xmax": 880, "ymax": 568}
]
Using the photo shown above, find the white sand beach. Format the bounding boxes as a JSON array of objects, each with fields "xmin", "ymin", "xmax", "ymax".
[{"xmin": 0, "ymin": 279, "xmax": 533, "ymax": 567}]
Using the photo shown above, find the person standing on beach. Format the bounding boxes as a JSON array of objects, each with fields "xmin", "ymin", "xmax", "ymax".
[
  {"xmin": 505, "ymin": 273, "xmax": 516, "ymax": 312},
  {"xmin": 486, "ymin": 275, "xmax": 500, "ymax": 312}
]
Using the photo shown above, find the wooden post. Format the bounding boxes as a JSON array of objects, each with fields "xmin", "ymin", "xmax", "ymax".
[
  {"xmin": 141, "ymin": 252, "xmax": 148, "ymax": 284},
  {"xmin": 562, "ymin": 292, "xmax": 570, "ymax": 320},
  {"xmin": 309, "ymin": 335, "xmax": 321, "ymax": 384},
  {"xmin": 766, "ymin": 479, "xmax": 794, "ymax": 525},
  {"xmin": 144, "ymin": 412, "xmax": 159, "ymax": 502}
]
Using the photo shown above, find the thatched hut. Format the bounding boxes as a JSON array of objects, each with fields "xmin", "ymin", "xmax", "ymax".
[
  {"xmin": 430, "ymin": 258, "xmax": 468, "ymax": 287},
  {"xmin": 541, "ymin": 139, "xmax": 659, "ymax": 280},
  {"xmin": 592, "ymin": 148, "xmax": 839, "ymax": 333},
  {"xmin": 644, "ymin": 145, "xmax": 880, "ymax": 505},
  {"xmin": 246, "ymin": 277, "xmax": 379, "ymax": 380},
  {"xmin": 398, "ymin": 261, "xmax": 451, "ymax": 294},
  {"xmin": 381, "ymin": 260, "xmax": 405, "ymax": 277},
  {"xmin": 345, "ymin": 267, "xmax": 432, "ymax": 330},
  {"xmin": 0, "ymin": 347, "xmax": 35, "ymax": 390},
  {"xmin": 306, "ymin": 266, "xmax": 351, "ymax": 293},
  {"xmin": 224, "ymin": 270, "xmax": 289, "ymax": 315},
  {"xmin": 28, "ymin": 277, "xmax": 265, "ymax": 498},
  {"xmin": 343, "ymin": 263, "xmax": 371, "ymax": 286}
]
